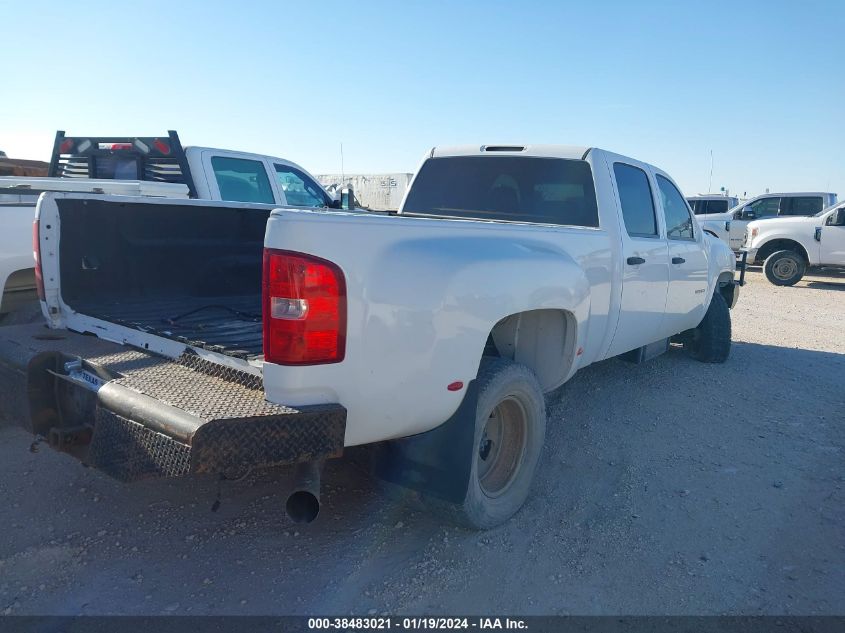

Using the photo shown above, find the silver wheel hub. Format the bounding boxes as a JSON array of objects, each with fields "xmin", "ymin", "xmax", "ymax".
[
  {"xmin": 773, "ymin": 258, "xmax": 797, "ymax": 280},
  {"xmin": 477, "ymin": 396, "xmax": 528, "ymax": 498}
]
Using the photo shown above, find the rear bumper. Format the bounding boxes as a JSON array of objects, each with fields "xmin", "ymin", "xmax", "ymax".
[{"xmin": 0, "ymin": 323, "xmax": 346, "ymax": 481}]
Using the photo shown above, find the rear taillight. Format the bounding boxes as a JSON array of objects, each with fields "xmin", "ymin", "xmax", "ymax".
[
  {"xmin": 32, "ymin": 220, "xmax": 45, "ymax": 300},
  {"xmin": 262, "ymin": 249, "xmax": 346, "ymax": 365}
]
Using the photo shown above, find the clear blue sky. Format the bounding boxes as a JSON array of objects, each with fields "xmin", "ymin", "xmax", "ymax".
[{"xmin": 1, "ymin": 0, "xmax": 842, "ymax": 198}]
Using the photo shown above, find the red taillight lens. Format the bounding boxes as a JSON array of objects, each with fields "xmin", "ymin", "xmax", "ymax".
[
  {"xmin": 262, "ymin": 249, "xmax": 346, "ymax": 365},
  {"xmin": 153, "ymin": 139, "xmax": 171, "ymax": 155},
  {"xmin": 32, "ymin": 220, "xmax": 45, "ymax": 300},
  {"xmin": 58, "ymin": 139, "xmax": 74, "ymax": 154}
]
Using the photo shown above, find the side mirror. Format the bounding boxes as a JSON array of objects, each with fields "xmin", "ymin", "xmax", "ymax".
[
  {"xmin": 828, "ymin": 209, "xmax": 845, "ymax": 226},
  {"xmin": 741, "ymin": 208, "xmax": 757, "ymax": 220}
]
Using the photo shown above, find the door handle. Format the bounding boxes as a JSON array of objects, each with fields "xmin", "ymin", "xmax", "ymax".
[
  {"xmin": 672, "ymin": 257, "xmax": 686, "ymax": 264},
  {"xmin": 626, "ymin": 256, "xmax": 646, "ymax": 265}
]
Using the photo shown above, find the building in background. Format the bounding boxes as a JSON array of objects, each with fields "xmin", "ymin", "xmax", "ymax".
[{"xmin": 317, "ymin": 173, "xmax": 413, "ymax": 210}]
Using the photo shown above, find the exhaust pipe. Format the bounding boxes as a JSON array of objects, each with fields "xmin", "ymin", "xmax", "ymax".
[{"xmin": 285, "ymin": 460, "xmax": 323, "ymax": 524}]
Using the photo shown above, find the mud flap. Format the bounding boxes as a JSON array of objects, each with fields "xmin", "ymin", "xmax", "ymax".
[{"xmin": 371, "ymin": 380, "xmax": 478, "ymax": 504}]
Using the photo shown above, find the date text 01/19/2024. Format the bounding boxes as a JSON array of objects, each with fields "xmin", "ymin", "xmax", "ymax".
[{"xmin": 307, "ymin": 617, "xmax": 528, "ymax": 630}]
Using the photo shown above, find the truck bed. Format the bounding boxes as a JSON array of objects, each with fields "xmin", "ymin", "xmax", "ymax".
[
  {"xmin": 72, "ymin": 295, "xmax": 263, "ymax": 359},
  {"xmin": 49, "ymin": 196, "xmax": 271, "ymax": 360}
]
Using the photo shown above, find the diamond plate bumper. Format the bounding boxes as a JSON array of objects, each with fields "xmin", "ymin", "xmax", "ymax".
[{"xmin": 0, "ymin": 323, "xmax": 346, "ymax": 481}]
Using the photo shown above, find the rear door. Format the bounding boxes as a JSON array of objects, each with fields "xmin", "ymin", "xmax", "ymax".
[
  {"xmin": 779, "ymin": 196, "xmax": 823, "ymax": 217},
  {"xmin": 605, "ymin": 161, "xmax": 670, "ymax": 356},
  {"xmin": 654, "ymin": 174, "xmax": 709, "ymax": 337}
]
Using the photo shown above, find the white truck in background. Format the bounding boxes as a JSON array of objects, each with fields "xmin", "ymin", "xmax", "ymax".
[
  {"xmin": 696, "ymin": 191, "xmax": 838, "ymax": 251},
  {"xmin": 0, "ymin": 143, "xmax": 740, "ymax": 530},
  {"xmin": 743, "ymin": 200, "xmax": 845, "ymax": 285},
  {"xmin": 0, "ymin": 131, "xmax": 350, "ymax": 319},
  {"xmin": 687, "ymin": 194, "xmax": 739, "ymax": 216},
  {"xmin": 686, "ymin": 195, "xmax": 739, "ymax": 247}
]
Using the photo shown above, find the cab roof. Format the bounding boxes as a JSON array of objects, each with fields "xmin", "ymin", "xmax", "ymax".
[{"xmin": 430, "ymin": 144, "xmax": 591, "ymax": 160}]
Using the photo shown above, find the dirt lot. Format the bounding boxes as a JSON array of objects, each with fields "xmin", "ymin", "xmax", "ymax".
[{"xmin": 0, "ymin": 269, "xmax": 842, "ymax": 616}]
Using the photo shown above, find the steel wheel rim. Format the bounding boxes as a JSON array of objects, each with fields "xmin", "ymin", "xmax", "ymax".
[
  {"xmin": 772, "ymin": 258, "xmax": 797, "ymax": 280},
  {"xmin": 477, "ymin": 396, "xmax": 528, "ymax": 498}
]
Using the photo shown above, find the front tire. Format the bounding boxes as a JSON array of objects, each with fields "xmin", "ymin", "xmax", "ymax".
[
  {"xmin": 686, "ymin": 291, "xmax": 731, "ymax": 363},
  {"xmin": 450, "ymin": 358, "xmax": 546, "ymax": 530},
  {"xmin": 764, "ymin": 250, "xmax": 805, "ymax": 286}
]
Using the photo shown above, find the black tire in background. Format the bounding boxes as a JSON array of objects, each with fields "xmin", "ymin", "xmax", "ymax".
[
  {"xmin": 686, "ymin": 291, "xmax": 731, "ymax": 363},
  {"xmin": 764, "ymin": 250, "xmax": 806, "ymax": 286}
]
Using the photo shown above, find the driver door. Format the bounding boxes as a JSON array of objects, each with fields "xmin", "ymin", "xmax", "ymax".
[
  {"xmin": 731, "ymin": 197, "xmax": 780, "ymax": 249},
  {"xmin": 819, "ymin": 209, "xmax": 845, "ymax": 265}
]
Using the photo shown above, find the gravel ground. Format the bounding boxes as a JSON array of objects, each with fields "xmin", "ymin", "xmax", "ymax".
[{"xmin": 0, "ymin": 268, "xmax": 842, "ymax": 616}]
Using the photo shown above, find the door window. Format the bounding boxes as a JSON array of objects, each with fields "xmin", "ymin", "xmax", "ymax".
[
  {"xmin": 656, "ymin": 175, "xmax": 695, "ymax": 240},
  {"xmin": 211, "ymin": 156, "xmax": 275, "ymax": 203},
  {"xmin": 274, "ymin": 164, "xmax": 330, "ymax": 207},
  {"xmin": 747, "ymin": 197, "xmax": 780, "ymax": 218},
  {"xmin": 613, "ymin": 163, "xmax": 657, "ymax": 237},
  {"xmin": 781, "ymin": 196, "xmax": 823, "ymax": 216}
]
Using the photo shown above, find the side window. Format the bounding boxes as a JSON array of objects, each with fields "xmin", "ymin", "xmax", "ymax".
[
  {"xmin": 211, "ymin": 156, "xmax": 274, "ymax": 204},
  {"xmin": 274, "ymin": 164, "xmax": 330, "ymax": 208},
  {"xmin": 704, "ymin": 199, "xmax": 728, "ymax": 214},
  {"xmin": 748, "ymin": 197, "xmax": 780, "ymax": 218},
  {"xmin": 781, "ymin": 196, "xmax": 823, "ymax": 216},
  {"xmin": 656, "ymin": 175, "xmax": 695, "ymax": 240},
  {"xmin": 613, "ymin": 163, "xmax": 658, "ymax": 237}
]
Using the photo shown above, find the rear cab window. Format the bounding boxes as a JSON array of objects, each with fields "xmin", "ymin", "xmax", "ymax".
[
  {"xmin": 211, "ymin": 156, "xmax": 275, "ymax": 204},
  {"xmin": 401, "ymin": 156, "xmax": 599, "ymax": 227}
]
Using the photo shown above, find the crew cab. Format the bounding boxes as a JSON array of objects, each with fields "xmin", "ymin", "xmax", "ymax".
[
  {"xmin": 0, "ymin": 131, "xmax": 347, "ymax": 318},
  {"xmin": 0, "ymin": 144, "xmax": 740, "ymax": 530},
  {"xmin": 743, "ymin": 200, "xmax": 845, "ymax": 285},
  {"xmin": 697, "ymin": 192, "xmax": 838, "ymax": 251}
]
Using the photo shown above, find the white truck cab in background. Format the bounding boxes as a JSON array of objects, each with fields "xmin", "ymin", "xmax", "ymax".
[
  {"xmin": 687, "ymin": 194, "xmax": 740, "ymax": 216},
  {"xmin": 744, "ymin": 200, "xmax": 845, "ymax": 285},
  {"xmin": 688, "ymin": 194, "xmax": 739, "ymax": 246},
  {"xmin": 0, "ymin": 131, "xmax": 346, "ymax": 318},
  {"xmin": 697, "ymin": 191, "xmax": 838, "ymax": 251}
]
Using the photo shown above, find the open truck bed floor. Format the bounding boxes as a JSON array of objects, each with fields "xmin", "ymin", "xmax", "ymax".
[
  {"xmin": 0, "ymin": 323, "xmax": 345, "ymax": 481},
  {"xmin": 72, "ymin": 295, "xmax": 263, "ymax": 360}
]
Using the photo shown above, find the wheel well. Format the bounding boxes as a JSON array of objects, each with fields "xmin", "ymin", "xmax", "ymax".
[
  {"xmin": 756, "ymin": 239, "xmax": 809, "ymax": 263},
  {"xmin": 487, "ymin": 309, "xmax": 577, "ymax": 392},
  {"xmin": 1, "ymin": 267, "xmax": 37, "ymax": 314}
]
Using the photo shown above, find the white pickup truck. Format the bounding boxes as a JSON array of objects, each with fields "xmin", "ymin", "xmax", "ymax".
[
  {"xmin": 743, "ymin": 200, "xmax": 845, "ymax": 285},
  {"xmin": 0, "ymin": 144, "xmax": 740, "ymax": 529},
  {"xmin": 0, "ymin": 131, "xmax": 348, "ymax": 318},
  {"xmin": 696, "ymin": 191, "xmax": 838, "ymax": 251}
]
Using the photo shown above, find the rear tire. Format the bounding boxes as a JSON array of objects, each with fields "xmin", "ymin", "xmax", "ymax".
[
  {"xmin": 447, "ymin": 358, "xmax": 546, "ymax": 530},
  {"xmin": 686, "ymin": 291, "xmax": 731, "ymax": 363},
  {"xmin": 764, "ymin": 250, "xmax": 805, "ymax": 286}
]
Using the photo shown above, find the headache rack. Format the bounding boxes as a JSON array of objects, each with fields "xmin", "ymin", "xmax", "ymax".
[{"xmin": 47, "ymin": 130, "xmax": 197, "ymax": 197}]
